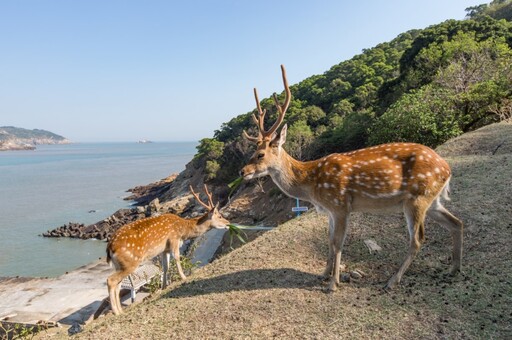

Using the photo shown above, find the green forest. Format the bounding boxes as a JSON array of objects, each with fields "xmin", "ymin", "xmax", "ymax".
[{"xmin": 195, "ymin": 0, "xmax": 512, "ymax": 184}]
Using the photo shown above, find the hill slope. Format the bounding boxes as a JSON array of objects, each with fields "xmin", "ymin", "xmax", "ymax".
[{"xmin": 51, "ymin": 122, "xmax": 511, "ymax": 339}]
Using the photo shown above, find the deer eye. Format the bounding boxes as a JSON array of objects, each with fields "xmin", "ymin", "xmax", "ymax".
[{"xmin": 257, "ymin": 153, "xmax": 265, "ymax": 160}]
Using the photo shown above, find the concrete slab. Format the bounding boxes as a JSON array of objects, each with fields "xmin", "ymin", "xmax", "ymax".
[
  {"xmin": 190, "ymin": 228, "xmax": 227, "ymax": 267},
  {"xmin": 0, "ymin": 258, "xmax": 120, "ymax": 327}
]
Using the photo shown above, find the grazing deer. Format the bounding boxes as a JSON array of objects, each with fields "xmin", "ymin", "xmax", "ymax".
[
  {"xmin": 240, "ymin": 65, "xmax": 463, "ymax": 292},
  {"xmin": 106, "ymin": 185, "xmax": 229, "ymax": 315}
]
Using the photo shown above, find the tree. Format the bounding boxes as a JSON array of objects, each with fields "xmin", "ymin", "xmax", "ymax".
[
  {"xmin": 369, "ymin": 86, "xmax": 461, "ymax": 147},
  {"xmin": 286, "ymin": 120, "xmax": 314, "ymax": 160}
]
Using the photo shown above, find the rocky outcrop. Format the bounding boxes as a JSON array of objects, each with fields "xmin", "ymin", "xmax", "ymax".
[
  {"xmin": 42, "ymin": 208, "xmax": 145, "ymax": 240},
  {"xmin": 0, "ymin": 140, "xmax": 35, "ymax": 151}
]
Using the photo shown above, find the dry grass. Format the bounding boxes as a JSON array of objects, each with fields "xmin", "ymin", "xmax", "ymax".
[{"xmin": 45, "ymin": 122, "xmax": 512, "ymax": 339}]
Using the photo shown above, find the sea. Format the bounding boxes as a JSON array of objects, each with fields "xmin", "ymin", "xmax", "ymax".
[{"xmin": 0, "ymin": 142, "xmax": 197, "ymax": 278}]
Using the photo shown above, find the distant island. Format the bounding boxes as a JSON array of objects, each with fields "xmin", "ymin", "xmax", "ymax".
[
  {"xmin": 0, "ymin": 126, "xmax": 71, "ymax": 151},
  {"xmin": 137, "ymin": 139, "xmax": 153, "ymax": 143}
]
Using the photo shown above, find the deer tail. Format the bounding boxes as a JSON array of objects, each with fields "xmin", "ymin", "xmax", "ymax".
[
  {"xmin": 441, "ymin": 177, "xmax": 452, "ymax": 202},
  {"xmin": 106, "ymin": 248, "xmax": 112, "ymax": 267}
]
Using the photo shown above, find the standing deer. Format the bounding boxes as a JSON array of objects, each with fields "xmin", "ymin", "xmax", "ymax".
[
  {"xmin": 240, "ymin": 65, "xmax": 463, "ymax": 292},
  {"xmin": 106, "ymin": 185, "xmax": 229, "ymax": 315}
]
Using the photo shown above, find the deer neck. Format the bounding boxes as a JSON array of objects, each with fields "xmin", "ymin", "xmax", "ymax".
[
  {"xmin": 185, "ymin": 213, "xmax": 211, "ymax": 239},
  {"xmin": 268, "ymin": 150, "xmax": 314, "ymax": 200}
]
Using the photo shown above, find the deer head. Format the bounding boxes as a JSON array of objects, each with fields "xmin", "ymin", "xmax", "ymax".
[
  {"xmin": 189, "ymin": 184, "xmax": 229, "ymax": 229},
  {"xmin": 240, "ymin": 65, "xmax": 291, "ymax": 180}
]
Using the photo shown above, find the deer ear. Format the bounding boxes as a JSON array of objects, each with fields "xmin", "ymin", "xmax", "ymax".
[{"xmin": 271, "ymin": 123, "xmax": 287, "ymax": 148}]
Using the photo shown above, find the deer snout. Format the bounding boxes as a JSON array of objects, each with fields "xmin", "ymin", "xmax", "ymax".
[{"xmin": 240, "ymin": 166, "xmax": 255, "ymax": 180}]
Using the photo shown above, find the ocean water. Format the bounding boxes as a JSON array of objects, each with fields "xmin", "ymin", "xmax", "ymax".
[{"xmin": 0, "ymin": 142, "xmax": 196, "ymax": 278}]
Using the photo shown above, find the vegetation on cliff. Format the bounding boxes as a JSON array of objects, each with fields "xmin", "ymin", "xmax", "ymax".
[{"xmin": 195, "ymin": 1, "xmax": 512, "ymax": 185}]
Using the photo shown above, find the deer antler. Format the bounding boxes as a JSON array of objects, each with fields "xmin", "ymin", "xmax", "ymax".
[
  {"xmin": 189, "ymin": 185, "xmax": 214, "ymax": 210},
  {"xmin": 243, "ymin": 64, "xmax": 291, "ymax": 142}
]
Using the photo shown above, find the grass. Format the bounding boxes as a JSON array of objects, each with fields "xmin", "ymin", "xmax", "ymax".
[{"xmin": 41, "ymin": 122, "xmax": 512, "ymax": 339}]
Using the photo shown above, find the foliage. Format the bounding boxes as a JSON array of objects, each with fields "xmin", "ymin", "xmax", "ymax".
[
  {"xmin": 286, "ymin": 120, "xmax": 314, "ymax": 160},
  {"xmin": 466, "ymin": 0, "xmax": 512, "ymax": 21},
  {"xmin": 165, "ymin": 256, "xmax": 198, "ymax": 282},
  {"xmin": 370, "ymin": 31, "xmax": 512, "ymax": 145},
  {"xmin": 0, "ymin": 322, "xmax": 43, "ymax": 339},
  {"xmin": 194, "ymin": 138, "xmax": 225, "ymax": 180},
  {"xmin": 227, "ymin": 224, "xmax": 248, "ymax": 249},
  {"xmin": 317, "ymin": 110, "xmax": 375, "ymax": 155},
  {"xmin": 195, "ymin": 138, "xmax": 224, "ymax": 160},
  {"xmin": 205, "ymin": 160, "xmax": 221, "ymax": 180},
  {"xmin": 369, "ymin": 86, "xmax": 462, "ymax": 147}
]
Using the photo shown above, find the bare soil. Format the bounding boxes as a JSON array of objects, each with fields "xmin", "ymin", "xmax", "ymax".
[{"xmin": 40, "ymin": 122, "xmax": 512, "ymax": 339}]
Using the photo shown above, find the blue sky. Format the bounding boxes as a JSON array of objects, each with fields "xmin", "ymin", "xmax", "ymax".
[{"xmin": 0, "ymin": 0, "xmax": 479, "ymax": 142}]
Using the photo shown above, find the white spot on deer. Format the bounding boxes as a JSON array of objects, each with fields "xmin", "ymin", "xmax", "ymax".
[
  {"xmin": 410, "ymin": 156, "xmax": 416, "ymax": 162},
  {"xmin": 419, "ymin": 155, "xmax": 424, "ymax": 161},
  {"xmin": 323, "ymin": 183, "xmax": 330, "ymax": 188},
  {"xmin": 434, "ymin": 167, "xmax": 440, "ymax": 173},
  {"xmin": 317, "ymin": 163, "xmax": 322, "ymax": 168},
  {"xmin": 417, "ymin": 173, "xmax": 426, "ymax": 179},
  {"xmin": 334, "ymin": 198, "xmax": 340, "ymax": 205},
  {"xmin": 426, "ymin": 172, "xmax": 432, "ymax": 177}
]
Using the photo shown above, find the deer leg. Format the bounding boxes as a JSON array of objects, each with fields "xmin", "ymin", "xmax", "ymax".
[
  {"xmin": 386, "ymin": 201, "xmax": 427, "ymax": 290},
  {"xmin": 328, "ymin": 213, "xmax": 349, "ymax": 292},
  {"xmin": 173, "ymin": 243, "xmax": 187, "ymax": 281},
  {"xmin": 107, "ymin": 270, "xmax": 130, "ymax": 315},
  {"xmin": 322, "ymin": 215, "xmax": 335, "ymax": 279},
  {"xmin": 427, "ymin": 198, "xmax": 464, "ymax": 274},
  {"xmin": 161, "ymin": 252, "xmax": 171, "ymax": 289}
]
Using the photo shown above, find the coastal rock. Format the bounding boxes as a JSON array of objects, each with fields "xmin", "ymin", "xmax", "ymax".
[{"xmin": 42, "ymin": 208, "xmax": 146, "ymax": 240}]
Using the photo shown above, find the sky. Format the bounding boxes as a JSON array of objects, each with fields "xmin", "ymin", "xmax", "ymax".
[{"xmin": 0, "ymin": 0, "xmax": 481, "ymax": 142}]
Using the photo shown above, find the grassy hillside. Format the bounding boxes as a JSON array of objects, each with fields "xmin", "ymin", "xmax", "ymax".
[{"xmin": 48, "ymin": 122, "xmax": 511, "ymax": 339}]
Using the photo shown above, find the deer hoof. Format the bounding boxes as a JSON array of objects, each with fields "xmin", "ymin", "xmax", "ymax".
[
  {"xmin": 449, "ymin": 266, "xmax": 461, "ymax": 276},
  {"xmin": 327, "ymin": 280, "xmax": 338, "ymax": 293},
  {"xmin": 384, "ymin": 276, "xmax": 398, "ymax": 291}
]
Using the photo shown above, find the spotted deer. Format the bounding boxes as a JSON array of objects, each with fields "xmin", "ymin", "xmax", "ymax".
[
  {"xmin": 106, "ymin": 185, "xmax": 229, "ymax": 315},
  {"xmin": 240, "ymin": 65, "xmax": 463, "ymax": 292}
]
